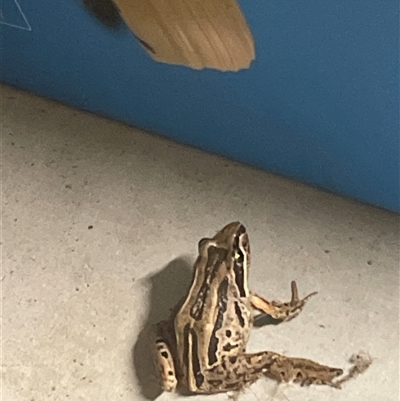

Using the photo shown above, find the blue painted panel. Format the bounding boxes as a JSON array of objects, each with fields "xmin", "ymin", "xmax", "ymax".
[{"xmin": 1, "ymin": 0, "xmax": 399, "ymax": 211}]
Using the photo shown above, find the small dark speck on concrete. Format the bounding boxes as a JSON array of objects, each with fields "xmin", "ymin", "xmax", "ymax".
[
  {"xmin": 11, "ymin": 142, "xmax": 15, "ymax": 145},
  {"xmin": 324, "ymin": 249, "xmax": 330, "ymax": 253},
  {"xmin": 51, "ymin": 386, "xmax": 56, "ymax": 391},
  {"xmin": 319, "ymin": 324, "xmax": 325, "ymax": 328},
  {"xmin": 367, "ymin": 260, "xmax": 373, "ymax": 265},
  {"xmin": 88, "ymin": 225, "xmax": 93, "ymax": 229},
  {"xmin": 65, "ymin": 184, "xmax": 72, "ymax": 189},
  {"xmin": 76, "ymin": 288, "xmax": 79, "ymax": 291}
]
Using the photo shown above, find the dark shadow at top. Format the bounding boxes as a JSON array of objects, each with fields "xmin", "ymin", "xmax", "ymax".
[{"xmin": 80, "ymin": 0, "xmax": 122, "ymax": 29}]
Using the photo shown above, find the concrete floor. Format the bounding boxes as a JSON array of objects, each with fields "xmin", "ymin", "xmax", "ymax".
[{"xmin": 1, "ymin": 84, "xmax": 399, "ymax": 401}]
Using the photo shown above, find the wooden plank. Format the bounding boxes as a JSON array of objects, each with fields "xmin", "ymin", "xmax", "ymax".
[{"xmin": 113, "ymin": 0, "xmax": 255, "ymax": 71}]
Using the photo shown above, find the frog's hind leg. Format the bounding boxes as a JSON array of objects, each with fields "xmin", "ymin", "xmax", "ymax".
[
  {"xmin": 257, "ymin": 353, "xmax": 344, "ymax": 388},
  {"xmin": 204, "ymin": 351, "xmax": 346, "ymax": 393},
  {"xmin": 250, "ymin": 281, "xmax": 317, "ymax": 322},
  {"xmin": 153, "ymin": 320, "xmax": 178, "ymax": 392}
]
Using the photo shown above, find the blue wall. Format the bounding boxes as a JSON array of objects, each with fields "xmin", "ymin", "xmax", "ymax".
[{"xmin": 2, "ymin": 1, "xmax": 399, "ymax": 211}]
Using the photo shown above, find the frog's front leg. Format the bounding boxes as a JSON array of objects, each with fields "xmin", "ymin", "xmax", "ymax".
[
  {"xmin": 153, "ymin": 320, "xmax": 178, "ymax": 392},
  {"xmin": 250, "ymin": 281, "xmax": 317, "ymax": 322}
]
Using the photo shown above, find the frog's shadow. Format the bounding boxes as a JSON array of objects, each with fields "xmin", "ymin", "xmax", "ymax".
[{"xmin": 132, "ymin": 256, "xmax": 194, "ymax": 400}]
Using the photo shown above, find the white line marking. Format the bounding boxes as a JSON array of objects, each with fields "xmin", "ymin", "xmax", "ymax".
[{"xmin": 1, "ymin": 0, "xmax": 32, "ymax": 31}]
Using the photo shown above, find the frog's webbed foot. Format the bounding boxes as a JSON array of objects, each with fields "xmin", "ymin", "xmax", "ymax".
[
  {"xmin": 250, "ymin": 281, "xmax": 317, "ymax": 322},
  {"xmin": 333, "ymin": 351, "xmax": 373, "ymax": 387}
]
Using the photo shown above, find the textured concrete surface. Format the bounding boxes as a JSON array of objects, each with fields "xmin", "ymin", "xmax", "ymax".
[{"xmin": 1, "ymin": 84, "xmax": 399, "ymax": 401}]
